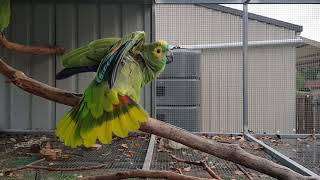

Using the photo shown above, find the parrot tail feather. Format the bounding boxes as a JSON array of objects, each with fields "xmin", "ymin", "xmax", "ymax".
[{"xmin": 55, "ymin": 82, "xmax": 148, "ymax": 148}]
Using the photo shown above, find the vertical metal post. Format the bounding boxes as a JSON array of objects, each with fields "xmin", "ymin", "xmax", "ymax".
[
  {"xmin": 151, "ymin": 3, "xmax": 157, "ymax": 118},
  {"xmin": 242, "ymin": 1, "xmax": 249, "ymax": 134}
]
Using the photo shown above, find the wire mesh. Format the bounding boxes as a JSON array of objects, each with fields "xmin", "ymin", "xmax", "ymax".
[
  {"xmin": 155, "ymin": 3, "xmax": 320, "ymax": 135},
  {"xmin": 262, "ymin": 136, "xmax": 320, "ymax": 175},
  {"xmin": 0, "ymin": 132, "xmax": 150, "ymax": 179},
  {"xmin": 150, "ymin": 134, "xmax": 276, "ymax": 179},
  {"xmin": 1, "ymin": 1, "xmax": 320, "ymax": 179}
]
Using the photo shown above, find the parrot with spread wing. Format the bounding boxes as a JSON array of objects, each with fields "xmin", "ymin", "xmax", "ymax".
[{"xmin": 55, "ymin": 31, "xmax": 173, "ymax": 148}]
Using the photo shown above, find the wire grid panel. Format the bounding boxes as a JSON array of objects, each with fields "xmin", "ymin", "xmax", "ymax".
[
  {"xmin": 0, "ymin": 133, "xmax": 150, "ymax": 179},
  {"xmin": 155, "ymin": 4, "xmax": 243, "ymax": 133},
  {"xmin": 262, "ymin": 137, "xmax": 320, "ymax": 175},
  {"xmin": 245, "ymin": 4, "xmax": 320, "ymax": 134},
  {"xmin": 156, "ymin": 3, "xmax": 320, "ymax": 134},
  {"xmin": 297, "ymin": 36, "xmax": 320, "ymax": 134},
  {"xmin": 150, "ymin": 135, "xmax": 276, "ymax": 179}
]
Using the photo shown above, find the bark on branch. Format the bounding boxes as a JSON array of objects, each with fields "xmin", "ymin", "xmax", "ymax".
[
  {"xmin": 81, "ymin": 169, "xmax": 210, "ymax": 180},
  {"xmin": 0, "ymin": 59, "xmax": 79, "ymax": 106},
  {"xmin": 0, "ymin": 35, "xmax": 64, "ymax": 55},
  {"xmin": 170, "ymin": 154, "xmax": 222, "ymax": 180},
  {"xmin": 0, "ymin": 58, "xmax": 318, "ymax": 180}
]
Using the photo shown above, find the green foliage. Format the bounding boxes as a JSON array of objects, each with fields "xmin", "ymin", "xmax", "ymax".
[
  {"xmin": 296, "ymin": 71, "xmax": 305, "ymax": 91},
  {"xmin": 0, "ymin": 0, "xmax": 10, "ymax": 33}
]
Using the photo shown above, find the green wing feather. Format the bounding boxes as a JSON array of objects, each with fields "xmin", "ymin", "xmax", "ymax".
[{"xmin": 61, "ymin": 37, "xmax": 120, "ymax": 68}]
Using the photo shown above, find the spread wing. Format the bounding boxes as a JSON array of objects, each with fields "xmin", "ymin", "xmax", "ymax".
[
  {"xmin": 95, "ymin": 31, "xmax": 145, "ymax": 88},
  {"xmin": 56, "ymin": 32, "xmax": 145, "ymax": 81},
  {"xmin": 61, "ymin": 37, "xmax": 120, "ymax": 68}
]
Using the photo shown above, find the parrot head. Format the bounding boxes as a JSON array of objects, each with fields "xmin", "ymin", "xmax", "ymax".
[{"xmin": 142, "ymin": 40, "xmax": 173, "ymax": 74}]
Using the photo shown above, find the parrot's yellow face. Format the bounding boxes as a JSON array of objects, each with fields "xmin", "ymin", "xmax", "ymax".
[
  {"xmin": 143, "ymin": 40, "xmax": 170, "ymax": 73},
  {"xmin": 151, "ymin": 40, "xmax": 169, "ymax": 61}
]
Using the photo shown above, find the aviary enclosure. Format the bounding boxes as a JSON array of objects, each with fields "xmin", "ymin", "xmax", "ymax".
[{"xmin": 0, "ymin": 0, "xmax": 319, "ymax": 179}]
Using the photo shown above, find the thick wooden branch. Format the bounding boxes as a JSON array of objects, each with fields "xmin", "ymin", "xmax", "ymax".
[
  {"xmin": 0, "ymin": 35, "xmax": 64, "ymax": 55},
  {"xmin": 0, "ymin": 58, "xmax": 318, "ymax": 180},
  {"xmin": 0, "ymin": 59, "xmax": 79, "ymax": 106},
  {"xmin": 81, "ymin": 169, "xmax": 209, "ymax": 180}
]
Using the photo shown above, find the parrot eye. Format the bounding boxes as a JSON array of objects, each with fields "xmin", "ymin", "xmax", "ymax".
[{"xmin": 156, "ymin": 48, "xmax": 161, "ymax": 54}]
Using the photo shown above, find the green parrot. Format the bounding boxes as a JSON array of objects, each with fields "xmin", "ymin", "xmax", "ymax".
[{"xmin": 55, "ymin": 31, "xmax": 172, "ymax": 148}]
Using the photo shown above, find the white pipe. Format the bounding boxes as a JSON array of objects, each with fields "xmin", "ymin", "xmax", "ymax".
[{"xmin": 173, "ymin": 38, "xmax": 303, "ymax": 50}]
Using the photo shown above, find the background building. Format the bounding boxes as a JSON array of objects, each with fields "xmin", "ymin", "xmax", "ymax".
[{"xmin": 155, "ymin": 4, "xmax": 302, "ymax": 133}]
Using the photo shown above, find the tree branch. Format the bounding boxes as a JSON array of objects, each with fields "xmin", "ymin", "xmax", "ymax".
[
  {"xmin": 170, "ymin": 154, "xmax": 222, "ymax": 180},
  {"xmin": 0, "ymin": 59, "xmax": 79, "ymax": 106},
  {"xmin": 235, "ymin": 164, "xmax": 254, "ymax": 180},
  {"xmin": 81, "ymin": 169, "xmax": 210, "ymax": 180},
  {"xmin": 1, "ymin": 164, "xmax": 106, "ymax": 175},
  {"xmin": 0, "ymin": 35, "xmax": 64, "ymax": 55},
  {"xmin": 0, "ymin": 58, "xmax": 318, "ymax": 180}
]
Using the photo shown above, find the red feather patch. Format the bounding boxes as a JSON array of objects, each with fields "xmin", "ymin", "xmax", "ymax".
[{"xmin": 112, "ymin": 96, "xmax": 133, "ymax": 111}]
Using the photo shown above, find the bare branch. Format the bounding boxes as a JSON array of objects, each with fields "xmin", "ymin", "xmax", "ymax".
[
  {"xmin": 0, "ymin": 58, "xmax": 317, "ymax": 180},
  {"xmin": 0, "ymin": 35, "xmax": 64, "ymax": 55},
  {"xmin": 80, "ymin": 169, "xmax": 210, "ymax": 180},
  {"xmin": 170, "ymin": 154, "xmax": 222, "ymax": 180},
  {"xmin": 0, "ymin": 58, "xmax": 79, "ymax": 106},
  {"xmin": 235, "ymin": 164, "xmax": 254, "ymax": 180},
  {"xmin": 1, "ymin": 164, "xmax": 106, "ymax": 175}
]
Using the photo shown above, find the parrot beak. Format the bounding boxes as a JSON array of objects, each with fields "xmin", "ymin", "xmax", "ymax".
[
  {"xmin": 166, "ymin": 50, "xmax": 174, "ymax": 64},
  {"xmin": 166, "ymin": 45, "xmax": 179, "ymax": 64}
]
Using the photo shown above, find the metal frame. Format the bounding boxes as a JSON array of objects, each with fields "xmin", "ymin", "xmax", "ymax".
[
  {"xmin": 142, "ymin": 134, "xmax": 156, "ymax": 170},
  {"xmin": 13, "ymin": 0, "xmax": 154, "ymax": 4},
  {"xmin": 245, "ymin": 133, "xmax": 320, "ymax": 177},
  {"xmin": 155, "ymin": 0, "xmax": 320, "ymax": 4},
  {"xmin": 176, "ymin": 39, "xmax": 303, "ymax": 49},
  {"xmin": 242, "ymin": 1, "xmax": 249, "ymax": 134},
  {"xmin": 151, "ymin": 2, "xmax": 157, "ymax": 118}
]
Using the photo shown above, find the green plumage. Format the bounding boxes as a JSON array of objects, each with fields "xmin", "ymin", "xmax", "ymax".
[
  {"xmin": 0, "ymin": 0, "xmax": 10, "ymax": 33},
  {"xmin": 56, "ymin": 32, "xmax": 169, "ymax": 147},
  {"xmin": 62, "ymin": 37, "xmax": 120, "ymax": 68}
]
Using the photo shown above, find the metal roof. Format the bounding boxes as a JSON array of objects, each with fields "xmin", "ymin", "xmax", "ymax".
[
  {"xmin": 197, "ymin": 4, "xmax": 303, "ymax": 32},
  {"xmin": 300, "ymin": 37, "xmax": 320, "ymax": 48}
]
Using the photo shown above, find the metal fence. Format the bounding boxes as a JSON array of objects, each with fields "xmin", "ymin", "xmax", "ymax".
[
  {"xmin": 0, "ymin": 1, "xmax": 319, "ymax": 136},
  {"xmin": 1, "ymin": 0, "xmax": 320, "ymax": 178},
  {"xmin": 154, "ymin": 2, "xmax": 320, "ymax": 136}
]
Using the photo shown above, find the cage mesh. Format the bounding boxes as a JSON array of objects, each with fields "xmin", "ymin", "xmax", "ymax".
[
  {"xmin": 151, "ymin": 135, "xmax": 276, "ymax": 179},
  {"xmin": 262, "ymin": 137, "xmax": 320, "ymax": 175},
  {"xmin": 1, "ymin": 2, "xmax": 320, "ymax": 179},
  {"xmin": 155, "ymin": 3, "xmax": 320, "ymax": 135},
  {"xmin": 0, "ymin": 133, "xmax": 149, "ymax": 179}
]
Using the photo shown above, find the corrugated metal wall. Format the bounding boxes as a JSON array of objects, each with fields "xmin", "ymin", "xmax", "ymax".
[
  {"xmin": 0, "ymin": 0, "xmax": 152, "ymax": 130},
  {"xmin": 155, "ymin": 4, "xmax": 297, "ymax": 133}
]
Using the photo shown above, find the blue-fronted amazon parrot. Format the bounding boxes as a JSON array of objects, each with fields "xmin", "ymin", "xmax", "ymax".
[{"xmin": 55, "ymin": 31, "xmax": 173, "ymax": 148}]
